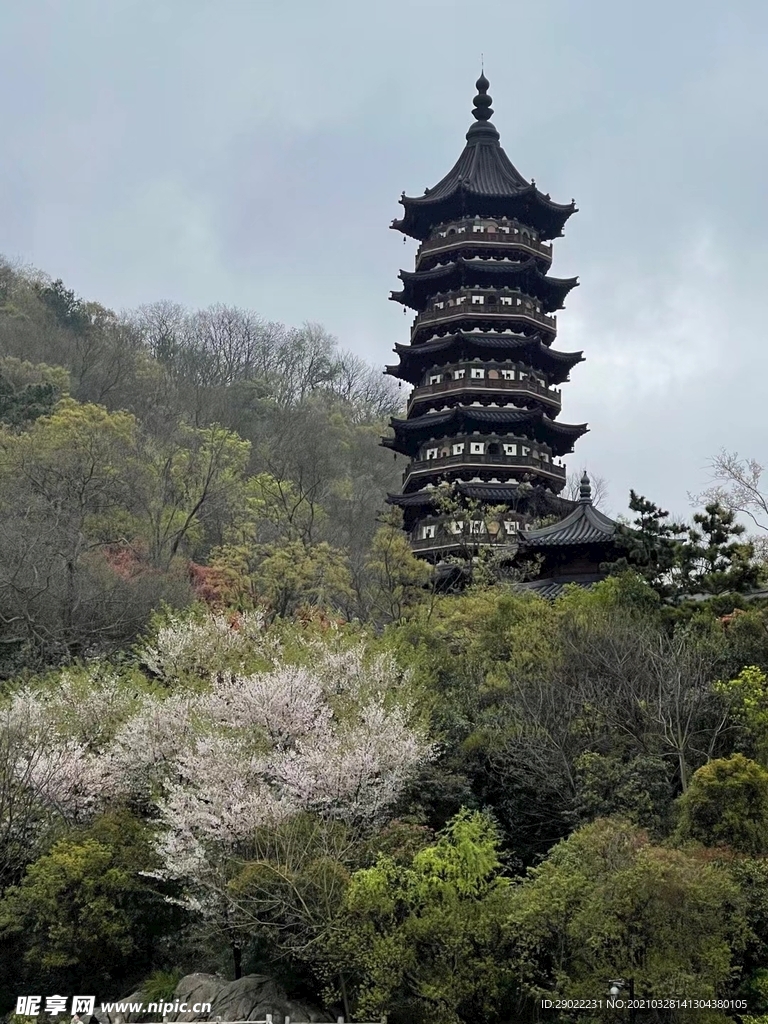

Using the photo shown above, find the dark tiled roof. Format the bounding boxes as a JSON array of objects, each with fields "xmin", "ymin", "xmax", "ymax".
[
  {"xmin": 391, "ymin": 78, "xmax": 576, "ymax": 240},
  {"xmin": 392, "ymin": 258, "xmax": 578, "ymax": 313},
  {"xmin": 518, "ymin": 573, "xmax": 605, "ymax": 599},
  {"xmin": 384, "ymin": 405, "xmax": 587, "ymax": 458},
  {"xmin": 384, "ymin": 332, "xmax": 584, "ymax": 386},
  {"xmin": 520, "ymin": 493, "xmax": 618, "ymax": 548}
]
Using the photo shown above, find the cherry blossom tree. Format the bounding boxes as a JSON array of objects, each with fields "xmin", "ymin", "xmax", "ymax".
[{"xmin": 4, "ymin": 612, "xmax": 431, "ymax": 977}]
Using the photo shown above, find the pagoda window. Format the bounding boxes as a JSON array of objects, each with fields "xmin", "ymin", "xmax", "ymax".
[
  {"xmin": 504, "ymin": 520, "xmax": 519, "ymax": 534},
  {"xmin": 421, "ymin": 524, "xmax": 436, "ymax": 539},
  {"xmin": 469, "ymin": 520, "xmax": 484, "ymax": 534},
  {"xmin": 457, "ymin": 226, "xmax": 466, "ymax": 233},
  {"xmin": 452, "ymin": 442, "xmax": 465, "ymax": 455},
  {"xmin": 541, "ymin": 452, "xmax": 550, "ymax": 463},
  {"xmin": 454, "ymin": 368, "xmax": 466, "ymax": 379},
  {"xmin": 470, "ymin": 367, "xmax": 485, "ymax": 379},
  {"xmin": 471, "ymin": 295, "xmax": 484, "ymax": 304},
  {"xmin": 470, "ymin": 442, "xmax": 485, "ymax": 454},
  {"xmin": 503, "ymin": 443, "xmax": 517, "ymax": 455},
  {"xmin": 435, "ymin": 300, "xmax": 445, "ymax": 309},
  {"xmin": 438, "ymin": 230, "xmax": 447, "ymax": 237},
  {"xmin": 472, "ymin": 224, "xmax": 484, "ymax": 233},
  {"xmin": 500, "ymin": 296, "xmax": 513, "ymax": 306},
  {"xmin": 501, "ymin": 369, "xmax": 515, "ymax": 380},
  {"xmin": 516, "ymin": 298, "xmax": 523, "ymax": 306},
  {"xmin": 521, "ymin": 445, "xmax": 530, "ymax": 456},
  {"xmin": 449, "ymin": 521, "xmax": 464, "ymax": 534},
  {"xmin": 429, "ymin": 374, "xmax": 440, "ymax": 384},
  {"xmin": 500, "ymin": 225, "xmax": 510, "ymax": 234},
  {"xmin": 455, "ymin": 295, "xmax": 466, "ymax": 305},
  {"xmin": 536, "ymin": 305, "xmax": 541, "ymax": 313},
  {"xmin": 426, "ymin": 447, "xmax": 439, "ymax": 460}
]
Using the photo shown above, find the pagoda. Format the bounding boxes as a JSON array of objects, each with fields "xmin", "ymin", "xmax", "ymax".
[{"xmin": 383, "ymin": 75, "xmax": 587, "ymax": 562}]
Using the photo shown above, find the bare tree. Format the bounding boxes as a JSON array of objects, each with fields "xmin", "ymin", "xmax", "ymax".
[{"xmin": 695, "ymin": 449, "xmax": 768, "ymax": 532}]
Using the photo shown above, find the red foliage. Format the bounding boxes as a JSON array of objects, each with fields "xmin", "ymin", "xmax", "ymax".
[{"xmin": 188, "ymin": 561, "xmax": 233, "ymax": 607}]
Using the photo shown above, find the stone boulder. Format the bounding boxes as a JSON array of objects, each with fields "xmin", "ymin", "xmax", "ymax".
[{"xmin": 168, "ymin": 973, "xmax": 326, "ymax": 1022}]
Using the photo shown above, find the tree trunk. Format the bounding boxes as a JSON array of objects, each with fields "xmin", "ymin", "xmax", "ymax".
[{"xmin": 232, "ymin": 940, "xmax": 242, "ymax": 980}]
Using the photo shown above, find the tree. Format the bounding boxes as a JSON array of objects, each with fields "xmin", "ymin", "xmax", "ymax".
[
  {"xmin": 0, "ymin": 811, "xmax": 175, "ymax": 996},
  {"xmin": 676, "ymin": 754, "xmax": 768, "ymax": 855},
  {"xmin": 607, "ymin": 491, "xmax": 688, "ymax": 599},
  {"xmin": 363, "ymin": 509, "xmax": 432, "ymax": 624},
  {"xmin": 698, "ymin": 449, "xmax": 768, "ymax": 534},
  {"xmin": 682, "ymin": 501, "xmax": 759, "ymax": 595},
  {"xmin": 129, "ymin": 422, "xmax": 251, "ymax": 570},
  {"xmin": 0, "ymin": 399, "xmax": 193, "ymax": 665},
  {"xmin": 341, "ymin": 810, "xmax": 516, "ymax": 1024},
  {"xmin": 508, "ymin": 817, "xmax": 748, "ymax": 1005}
]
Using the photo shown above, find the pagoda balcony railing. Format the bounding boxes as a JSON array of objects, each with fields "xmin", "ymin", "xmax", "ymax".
[
  {"xmin": 407, "ymin": 376, "xmax": 561, "ymax": 413},
  {"xmin": 418, "ymin": 231, "xmax": 553, "ymax": 262},
  {"xmin": 409, "ymin": 533, "xmax": 519, "ymax": 553},
  {"xmin": 403, "ymin": 452, "xmax": 567, "ymax": 486},
  {"xmin": 413, "ymin": 305, "xmax": 556, "ymax": 334}
]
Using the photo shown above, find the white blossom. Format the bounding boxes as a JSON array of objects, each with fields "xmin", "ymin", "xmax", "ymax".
[{"xmin": 139, "ymin": 610, "xmax": 268, "ymax": 680}]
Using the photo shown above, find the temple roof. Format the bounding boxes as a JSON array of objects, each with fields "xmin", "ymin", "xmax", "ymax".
[
  {"xmin": 392, "ymin": 76, "xmax": 576, "ymax": 242},
  {"xmin": 385, "ymin": 331, "xmax": 583, "ymax": 385},
  {"xmin": 518, "ymin": 574, "xmax": 605, "ymax": 599},
  {"xmin": 382, "ymin": 405, "xmax": 587, "ymax": 457},
  {"xmin": 519, "ymin": 473, "xmax": 617, "ymax": 547},
  {"xmin": 388, "ymin": 481, "xmax": 534, "ymax": 507},
  {"xmin": 391, "ymin": 257, "xmax": 578, "ymax": 312}
]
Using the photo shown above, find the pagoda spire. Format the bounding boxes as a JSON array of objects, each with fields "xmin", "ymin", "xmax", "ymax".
[
  {"xmin": 472, "ymin": 74, "xmax": 493, "ymax": 121},
  {"xmin": 466, "ymin": 73, "xmax": 499, "ymax": 142}
]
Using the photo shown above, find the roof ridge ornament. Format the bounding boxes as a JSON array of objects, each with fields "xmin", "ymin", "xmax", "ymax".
[
  {"xmin": 472, "ymin": 74, "xmax": 493, "ymax": 121},
  {"xmin": 579, "ymin": 471, "xmax": 592, "ymax": 503},
  {"xmin": 466, "ymin": 73, "xmax": 500, "ymax": 143}
]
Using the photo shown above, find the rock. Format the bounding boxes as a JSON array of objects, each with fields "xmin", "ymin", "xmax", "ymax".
[{"xmin": 167, "ymin": 973, "xmax": 325, "ymax": 1023}]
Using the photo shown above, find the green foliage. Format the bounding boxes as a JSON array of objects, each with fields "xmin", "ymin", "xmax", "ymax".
[
  {"xmin": 141, "ymin": 967, "xmax": 183, "ymax": 1001},
  {"xmin": 714, "ymin": 665, "xmax": 768, "ymax": 760},
  {"xmin": 342, "ymin": 810, "xmax": 516, "ymax": 1024},
  {"xmin": 609, "ymin": 493, "xmax": 759, "ymax": 601},
  {"xmin": 676, "ymin": 754, "xmax": 768, "ymax": 854},
  {"xmin": 364, "ymin": 509, "xmax": 432, "ymax": 624},
  {"xmin": 574, "ymin": 752, "xmax": 672, "ymax": 832},
  {"xmin": 608, "ymin": 490, "xmax": 688, "ymax": 598},
  {"xmin": 509, "ymin": 817, "xmax": 748, "ymax": 1003},
  {"xmin": 0, "ymin": 811, "xmax": 175, "ymax": 996}
]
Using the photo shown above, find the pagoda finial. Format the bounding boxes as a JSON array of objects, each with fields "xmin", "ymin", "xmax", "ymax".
[
  {"xmin": 472, "ymin": 73, "xmax": 493, "ymax": 121},
  {"xmin": 579, "ymin": 471, "xmax": 592, "ymax": 503}
]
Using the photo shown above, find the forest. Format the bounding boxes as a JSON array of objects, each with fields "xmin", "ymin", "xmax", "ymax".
[{"xmin": 4, "ymin": 255, "xmax": 768, "ymax": 1024}]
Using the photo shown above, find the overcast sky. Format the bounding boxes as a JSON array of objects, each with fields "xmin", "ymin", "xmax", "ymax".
[{"xmin": 1, "ymin": 0, "xmax": 767, "ymax": 518}]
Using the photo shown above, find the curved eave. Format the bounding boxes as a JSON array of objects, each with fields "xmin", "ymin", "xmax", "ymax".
[
  {"xmin": 385, "ymin": 406, "xmax": 588, "ymax": 457},
  {"xmin": 519, "ymin": 503, "xmax": 618, "ymax": 546},
  {"xmin": 385, "ymin": 334, "xmax": 584, "ymax": 386},
  {"xmin": 391, "ymin": 185, "xmax": 576, "ymax": 242},
  {"xmin": 391, "ymin": 258, "xmax": 578, "ymax": 312}
]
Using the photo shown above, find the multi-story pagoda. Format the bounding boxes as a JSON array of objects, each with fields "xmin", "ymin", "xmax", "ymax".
[{"xmin": 383, "ymin": 75, "xmax": 588, "ymax": 561}]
